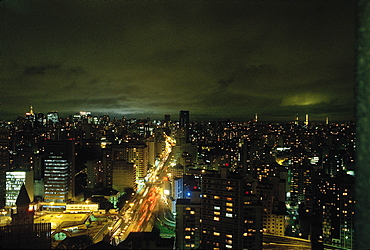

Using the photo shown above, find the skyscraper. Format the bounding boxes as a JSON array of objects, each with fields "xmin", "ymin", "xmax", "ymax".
[
  {"xmin": 176, "ymin": 190, "xmax": 202, "ymax": 249},
  {"xmin": 43, "ymin": 140, "xmax": 75, "ymax": 202},
  {"xmin": 179, "ymin": 110, "xmax": 190, "ymax": 142},
  {"xmin": 200, "ymin": 167, "xmax": 263, "ymax": 249}
]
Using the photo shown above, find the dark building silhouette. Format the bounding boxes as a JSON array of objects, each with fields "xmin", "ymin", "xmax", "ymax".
[
  {"xmin": 118, "ymin": 227, "xmax": 174, "ymax": 249},
  {"xmin": 0, "ymin": 184, "xmax": 51, "ymax": 249},
  {"xmin": 179, "ymin": 110, "xmax": 190, "ymax": 142},
  {"xmin": 200, "ymin": 166, "xmax": 263, "ymax": 249}
]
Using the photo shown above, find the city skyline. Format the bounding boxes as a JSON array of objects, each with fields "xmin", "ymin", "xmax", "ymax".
[{"xmin": 1, "ymin": 0, "xmax": 356, "ymax": 122}]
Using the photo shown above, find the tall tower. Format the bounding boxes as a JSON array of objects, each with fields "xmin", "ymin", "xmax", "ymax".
[
  {"xmin": 164, "ymin": 114, "xmax": 171, "ymax": 127},
  {"xmin": 179, "ymin": 110, "xmax": 190, "ymax": 142},
  {"xmin": 43, "ymin": 140, "xmax": 75, "ymax": 202},
  {"xmin": 295, "ymin": 114, "xmax": 299, "ymax": 125},
  {"xmin": 30, "ymin": 106, "xmax": 34, "ymax": 116},
  {"xmin": 305, "ymin": 114, "xmax": 309, "ymax": 126}
]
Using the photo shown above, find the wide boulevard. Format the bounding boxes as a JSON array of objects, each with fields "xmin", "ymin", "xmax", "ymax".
[{"xmin": 108, "ymin": 135, "xmax": 174, "ymax": 245}]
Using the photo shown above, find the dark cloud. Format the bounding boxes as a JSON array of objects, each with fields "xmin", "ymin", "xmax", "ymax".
[
  {"xmin": 24, "ymin": 64, "xmax": 60, "ymax": 75},
  {"xmin": 0, "ymin": 0, "xmax": 356, "ymax": 122}
]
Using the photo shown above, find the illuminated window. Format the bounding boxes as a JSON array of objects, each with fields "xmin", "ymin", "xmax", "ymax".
[
  {"xmin": 214, "ymin": 196, "xmax": 220, "ymax": 199},
  {"xmin": 213, "ymin": 232, "xmax": 220, "ymax": 236},
  {"xmin": 214, "ymin": 206, "xmax": 220, "ymax": 210},
  {"xmin": 190, "ymin": 211, "xmax": 195, "ymax": 214},
  {"xmin": 226, "ymin": 234, "xmax": 233, "ymax": 238},
  {"xmin": 185, "ymin": 228, "xmax": 191, "ymax": 231},
  {"xmin": 226, "ymin": 203, "xmax": 233, "ymax": 207},
  {"xmin": 226, "ymin": 239, "xmax": 232, "ymax": 244},
  {"xmin": 226, "ymin": 245, "xmax": 232, "ymax": 248},
  {"xmin": 214, "ymin": 211, "xmax": 220, "ymax": 215},
  {"xmin": 186, "ymin": 207, "xmax": 191, "ymax": 210},
  {"xmin": 214, "ymin": 217, "xmax": 220, "ymax": 221},
  {"xmin": 226, "ymin": 197, "xmax": 233, "ymax": 201},
  {"xmin": 226, "ymin": 208, "xmax": 233, "ymax": 212},
  {"xmin": 226, "ymin": 213, "xmax": 233, "ymax": 218},
  {"xmin": 185, "ymin": 236, "xmax": 191, "ymax": 239}
]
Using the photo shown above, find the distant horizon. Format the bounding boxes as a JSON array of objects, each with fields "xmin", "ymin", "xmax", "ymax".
[{"xmin": 1, "ymin": 108, "xmax": 355, "ymax": 124}]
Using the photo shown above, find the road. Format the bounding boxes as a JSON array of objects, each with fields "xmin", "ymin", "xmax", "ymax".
[
  {"xmin": 109, "ymin": 135, "xmax": 174, "ymax": 245},
  {"xmin": 263, "ymin": 233, "xmax": 312, "ymax": 250}
]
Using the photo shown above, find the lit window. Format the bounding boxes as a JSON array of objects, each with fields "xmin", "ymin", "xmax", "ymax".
[
  {"xmin": 226, "ymin": 245, "xmax": 232, "ymax": 248},
  {"xmin": 226, "ymin": 213, "xmax": 233, "ymax": 218},
  {"xmin": 214, "ymin": 206, "xmax": 220, "ymax": 210},
  {"xmin": 214, "ymin": 217, "xmax": 220, "ymax": 221},
  {"xmin": 186, "ymin": 207, "xmax": 191, "ymax": 210},
  {"xmin": 213, "ymin": 232, "xmax": 220, "ymax": 236},
  {"xmin": 185, "ymin": 236, "xmax": 191, "ymax": 239},
  {"xmin": 190, "ymin": 211, "xmax": 195, "ymax": 214},
  {"xmin": 226, "ymin": 197, "xmax": 233, "ymax": 201},
  {"xmin": 214, "ymin": 211, "xmax": 220, "ymax": 215},
  {"xmin": 214, "ymin": 196, "xmax": 220, "ymax": 199},
  {"xmin": 226, "ymin": 234, "xmax": 233, "ymax": 238},
  {"xmin": 226, "ymin": 203, "xmax": 233, "ymax": 207},
  {"xmin": 226, "ymin": 208, "xmax": 233, "ymax": 212}
]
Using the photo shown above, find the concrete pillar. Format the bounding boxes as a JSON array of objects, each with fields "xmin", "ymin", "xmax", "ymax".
[{"xmin": 355, "ymin": 0, "xmax": 370, "ymax": 249}]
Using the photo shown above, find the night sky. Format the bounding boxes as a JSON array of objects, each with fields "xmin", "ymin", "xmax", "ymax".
[{"xmin": 1, "ymin": 0, "xmax": 357, "ymax": 122}]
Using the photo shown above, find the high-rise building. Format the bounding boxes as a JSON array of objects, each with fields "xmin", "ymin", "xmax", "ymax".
[
  {"xmin": 164, "ymin": 114, "xmax": 171, "ymax": 127},
  {"xmin": 43, "ymin": 140, "xmax": 75, "ymax": 202},
  {"xmin": 112, "ymin": 161, "xmax": 136, "ymax": 192},
  {"xmin": 0, "ymin": 128, "xmax": 10, "ymax": 208},
  {"xmin": 200, "ymin": 167, "xmax": 263, "ymax": 249},
  {"xmin": 86, "ymin": 159, "xmax": 103, "ymax": 189},
  {"xmin": 5, "ymin": 170, "xmax": 34, "ymax": 207},
  {"xmin": 46, "ymin": 111, "xmax": 59, "ymax": 124},
  {"xmin": 305, "ymin": 114, "xmax": 309, "ymax": 127},
  {"xmin": 176, "ymin": 190, "xmax": 202, "ymax": 250},
  {"xmin": 318, "ymin": 173, "xmax": 355, "ymax": 249},
  {"xmin": 179, "ymin": 110, "xmax": 190, "ymax": 142},
  {"xmin": 107, "ymin": 143, "xmax": 148, "ymax": 188}
]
